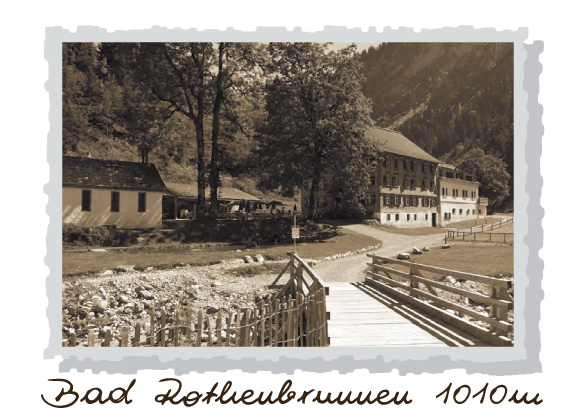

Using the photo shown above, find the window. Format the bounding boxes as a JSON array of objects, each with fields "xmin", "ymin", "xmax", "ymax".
[
  {"xmin": 384, "ymin": 156, "xmax": 390, "ymax": 168},
  {"xmin": 405, "ymin": 196, "xmax": 410, "ymax": 206},
  {"xmin": 138, "ymin": 192, "xmax": 147, "ymax": 212},
  {"xmin": 386, "ymin": 214, "xmax": 391, "ymax": 221},
  {"xmin": 407, "ymin": 214, "xmax": 410, "ymax": 221},
  {"xmin": 413, "ymin": 196, "xmax": 418, "ymax": 206},
  {"xmin": 411, "ymin": 177, "xmax": 416, "ymax": 189},
  {"xmin": 430, "ymin": 164, "xmax": 435, "ymax": 174},
  {"xmin": 421, "ymin": 163, "xmax": 426, "ymax": 173},
  {"xmin": 81, "ymin": 190, "xmax": 91, "ymax": 212},
  {"xmin": 452, "ymin": 208, "xmax": 456, "ymax": 215},
  {"xmin": 431, "ymin": 198, "xmax": 436, "ymax": 207},
  {"xmin": 472, "ymin": 209, "xmax": 475, "ymax": 215},
  {"xmin": 383, "ymin": 195, "xmax": 390, "ymax": 205},
  {"xmin": 460, "ymin": 209, "xmax": 463, "ymax": 215},
  {"xmin": 404, "ymin": 176, "xmax": 410, "ymax": 189},
  {"xmin": 424, "ymin": 197, "xmax": 429, "ymax": 207},
  {"xmin": 383, "ymin": 173, "xmax": 389, "ymax": 187},
  {"xmin": 442, "ymin": 187, "xmax": 446, "ymax": 196},
  {"xmin": 394, "ymin": 157, "xmax": 399, "ymax": 169},
  {"xmin": 395, "ymin": 213, "xmax": 400, "ymax": 221},
  {"xmin": 414, "ymin": 214, "xmax": 417, "ymax": 221},
  {"xmin": 371, "ymin": 194, "xmax": 376, "ymax": 205},
  {"xmin": 111, "ymin": 191, "xmax": 120, "ymax": 212},
  {"xmin": 430, "ymin": 181, "xmax": 435, "ymax": 191},
  {"xmin": 421, "ymin": 178, "xmax": 427, "ymax": 191},
  {"xmin": 393, "ymin": 195, "xmax": 400, "ymax": 206},
  {"xmin": 425, "ymin": 214, "xmax": 428, "ymax": 220},
  {"xmin": 392, "ymin": 175, "xmax": 398, "ymax": 187},
  {"xmin": 411, "ymin": 160, "xmax": 416, "ymax": 172},
  {"xmin": 370, "ymin": 175, "xmax": 375, "ymax": 186},
  {"xmin": 382, "ymin": 157, "xmax": 387, "ymax": 168},
  {"xmin": 446, "ymin": 188, "xmax": 448, "ymax": 196},
  {"xmin": 403, "ymin": 160, "xmax": 408, "ymax": 171}
]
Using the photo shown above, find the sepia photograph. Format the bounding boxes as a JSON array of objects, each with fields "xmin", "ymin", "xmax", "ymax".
[{"xmin": 61, "ymin": 42, "xmax": 514, "ymax": 348}]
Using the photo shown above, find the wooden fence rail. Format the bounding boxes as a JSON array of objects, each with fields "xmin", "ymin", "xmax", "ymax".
[
  {"xmin": 448, "ymin": 217, "xmax": 513, "ymax": 236},
  {"xmin": 63, "ymin": 287, "xmax": 328, "ymax": 348},
  {"xmin": 447, "ymin": 231, "xmax": 514, "ymax": 244},
  {"xmin": 365, "ymin": 253, "xmax": 513, "ymax": 346},
  {"xmin": 270, "ymin": 252, "xmax": 329, "ymax": 299}
]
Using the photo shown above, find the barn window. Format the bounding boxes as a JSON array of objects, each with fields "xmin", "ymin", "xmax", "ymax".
[
  {"xmin": 138, "ymin": 192, "xmax": 147, "ymax": 212},
  {"xmin": 111, "ymin": 191, "xmax": 120, "ymax": 212},
  {"xmin": 81, "ymin": 190, "xmax": 91, "ymax": 212}
]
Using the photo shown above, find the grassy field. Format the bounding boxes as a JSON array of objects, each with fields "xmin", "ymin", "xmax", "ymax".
[
  {"xmin": 409, "ymin": 242, "xmax": 513, "ymax": 277},
  {"xmin": 63, "ymin": 226, "xmax": 379, "ymax": 276},
  {"xmin": 370, "ymin": 226, "xmax": 446, "ymax": 236},
  {"xmin": 444, "ymin": 217, "xmax": 502, "ymax": 230}
]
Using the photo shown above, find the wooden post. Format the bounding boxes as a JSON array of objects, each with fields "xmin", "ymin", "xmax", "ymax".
[
  {"xmin": 286, "ymin": 296, "xmax": 293, "ymax": 347},
  {"xmin": 134, "ymin": 322, "xmax": 141, "ymax": 347},
  {"xmin": 103, "ymin": 330, "xmax": 110, "ymax": 347},
  {"xmin": 87, "ymin": 330, "xmax": 95, "ymax": 347},
  {"xmin": 274, "ymin": 299, "xmax": 280, "ymax": 347},
  {"xmin": 216, "ymin": 311, "xmax": 222, "ymax": 347},
  {"xmin": 196, "ymin": 310, "xmax": 203, "ymax": 347},
  {"xmin": 259, "ymin": 301, "xmax": 265, "ymax": 347},
  {"xmin": 266, "ymin": 301, "xmax": 272, "ymax": 347},
  {"xmin": 489, "ymin": 285, "xmax": 510, "ymax": 336},
  {"xmin": 186, "ymin": 308, "xmax": 193, "ymax": 344},
  {"xmin": 225, "ymin": 313, "xmax": 232, "ymax": 347},
  {"xmin": 69, "ymin": 333, "xmax": 77, "ymax": 347},
  {"xmin": 121, "ymin": 327, "xmax": 129, "ymax": 347},
  {"xmin": 160, "ymin": 310, "xmax": 166, "ymax": 347},
  {"xmin": 174, "ymin": 309, "xmax": 180, "ymax": 347},
  {"xmin": 205, "ymin": 315, "xmax": 212, "ymax": 347},
  {"xmin": 149, "ymin": 308, "xmax": 155, "ymax": 346},
  {"xmin": 235, "ymin": 309, "xmax": 242, "ymax": 347}
]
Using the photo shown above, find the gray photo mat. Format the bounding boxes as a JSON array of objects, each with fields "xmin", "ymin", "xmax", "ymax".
[{"xmin": 45, "ymin": 26, "xmax": 543, "ymax": 375}]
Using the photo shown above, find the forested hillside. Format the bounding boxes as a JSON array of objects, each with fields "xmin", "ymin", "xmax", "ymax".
[
  {"xmin": 62, "ymin": 42, "xmax": 514, "ymax": 210},
  {"xmin": 360, "ymin": 42, "xmax": 514, "ymax": 178}
]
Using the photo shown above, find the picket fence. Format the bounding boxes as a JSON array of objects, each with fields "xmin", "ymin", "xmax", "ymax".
[{"xmin": 63, "ymin": 287, "xmax": 328, "ymax": 348}]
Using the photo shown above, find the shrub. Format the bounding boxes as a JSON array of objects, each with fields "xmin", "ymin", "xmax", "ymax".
[{"xmin": 63, "ymin": 225, "xmax": 119, "ymax": 247}]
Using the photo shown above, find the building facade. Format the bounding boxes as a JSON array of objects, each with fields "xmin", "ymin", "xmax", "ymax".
[
  {"xmin": 62, "ymin": 156, "xmax": 167, "ymax": 229},
  {"xmin": 300, "ymin": 127, "xmax": 487, "ymax": 228},
  {"xmin": 437, "ymin": 164, "xmax": 487, "ymax": 225}
]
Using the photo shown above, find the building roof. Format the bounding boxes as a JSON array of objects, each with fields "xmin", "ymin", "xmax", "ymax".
[
  {"xmin": 165, "ymin": 182, "xmax": 260, "ymax": 201},
  {"xmin": 367, "ymin": 127, "xmax": 441, "ymax": 164},
  {"xmin": 62, "ymin": 156, "xmax": 167, "ymax": 191}
]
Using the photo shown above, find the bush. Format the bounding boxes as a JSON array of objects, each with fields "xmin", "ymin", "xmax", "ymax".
[{"xmin": 63, "ymin": 225, "xmax": 118, "ymax": 247}]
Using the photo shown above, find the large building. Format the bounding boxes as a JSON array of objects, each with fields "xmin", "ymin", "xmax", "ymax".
[
  {"xmin": 62, "ymin": 156, "xmax": 167, "ymax": 228},
  {"xmin": 301, "ymin": 127, "xmax": 485, "ymax": 228},
  {"xmin": 437, "ymin": 164, "xmax": 487, "ymax": 224}
]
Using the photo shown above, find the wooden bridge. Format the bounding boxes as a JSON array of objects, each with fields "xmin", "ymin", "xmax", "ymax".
[{"xmin": 272, "ymin": 253, "xmax": 513, "ymax": 347}]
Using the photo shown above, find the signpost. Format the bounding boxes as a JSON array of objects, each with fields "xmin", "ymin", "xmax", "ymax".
[{"xmin": 292, "ymin": 214, "xmax": 300, "ymax": 253}]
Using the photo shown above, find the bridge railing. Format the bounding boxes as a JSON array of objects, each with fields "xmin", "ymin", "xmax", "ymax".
[
  {"xmin": 270, "ymin": 253, "xmax": 328, "ymax": 299},
  {"xmin": 365, "ymin": 253, "xmax": 513, "ymax": 346},
  {"xmin": 269, "ymin": 253, "xmax": 329, "ymax": 346}
]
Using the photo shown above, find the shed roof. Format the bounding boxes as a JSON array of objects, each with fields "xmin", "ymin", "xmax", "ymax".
[
  {"xmin": 367, "ymin": 127, "xmax": 441, "ymax": 164},
  {"xmin": 62, "ymin": 156, "xmax": 167, "ymax": 191},
  {"xmin": 165, "ymin": 182, "xmax": 260, "ymax": 201}
]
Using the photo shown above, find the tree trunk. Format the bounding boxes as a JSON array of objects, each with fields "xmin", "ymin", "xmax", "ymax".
[
  {"xmin": 307, "ymin": 153, "xmax": 323, "ymax": 220},
  {"xmin": 195, "ymin": 116, "xmax": 206, "ymax": 219},
  {"xmin": 210, "ymin": 43, "xmax": 225, "ymax": 217}
]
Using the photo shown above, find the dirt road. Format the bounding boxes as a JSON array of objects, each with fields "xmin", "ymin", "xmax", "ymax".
[{"xmin": 314, "ymin": 224, "xmax": 447, "ymax": 283}]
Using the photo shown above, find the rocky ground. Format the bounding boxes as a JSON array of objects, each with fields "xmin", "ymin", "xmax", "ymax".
[{"xmin": 62, "ymin": 260, "xmax": 283, "ymax": 346}]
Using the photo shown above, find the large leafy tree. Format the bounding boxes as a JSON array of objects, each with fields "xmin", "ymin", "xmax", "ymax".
[
  {"xmin": 443, "ymin": 144, "xmax": 511, "ymax": 208},
  {"xmin": 259, "ymin": 43, "xmax": 375, "ymax": 219},
  {"xmin": 130, "ymin": 43, "xmax": 215, "ymax": 218}
]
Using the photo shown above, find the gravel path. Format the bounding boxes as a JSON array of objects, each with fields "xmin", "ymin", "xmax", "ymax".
[{"xmin": 314, "ymin": 224, "xmax": 447, "ymax": 283}]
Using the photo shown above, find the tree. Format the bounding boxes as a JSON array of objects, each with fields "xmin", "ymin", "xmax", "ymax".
[
  {"xmin": 259, "ymin": 43, "xmax": 375, "ymax": 219},
  {"xmin": 132, "ymin": 43, "xmax": 215, "ymax": 218},
  {"xmin": 209, "ymin": 43, "xmax": 267, "ymax": 212},
  {"xmin": 443, "ymin": 144, "xmax": 511, "ymax": 208}
]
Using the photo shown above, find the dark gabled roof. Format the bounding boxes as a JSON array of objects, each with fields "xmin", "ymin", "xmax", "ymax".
[
  {"xmin": 62, "ymin": 156, "xmax": 167, "ymax": 191},
  {"xmin": 367, "ymin": 127, "xmax": 441, "ymax": 164},
  {"xmin": 165, "ymin": 182, "xmax": 260, "ymax": 201}
]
